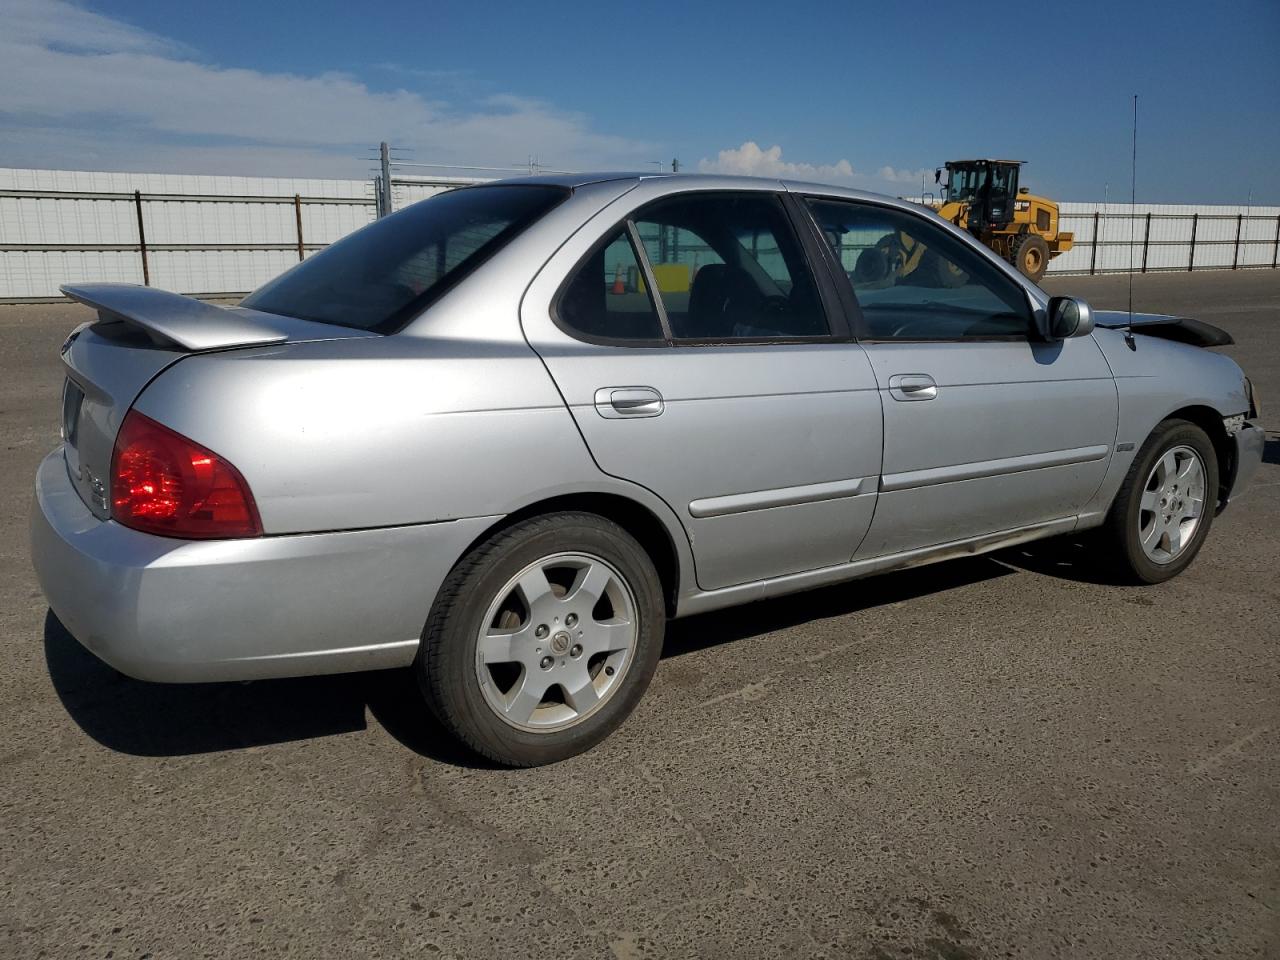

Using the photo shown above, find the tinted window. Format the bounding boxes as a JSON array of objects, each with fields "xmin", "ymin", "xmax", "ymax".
[
  {"xmin": 806, "ymin": 199, "xmax": 1031, "ymax": 340},
  {"xmin": 557, "ymin": 229, "xmax": 665, "ymax": 342},
  {"xmin": 633, "ymin": 194, "xmax": 828, "ymax": 341},
  {"xmin": 243, "ymin": 185, "xmax": 566, "ymax": 332}
]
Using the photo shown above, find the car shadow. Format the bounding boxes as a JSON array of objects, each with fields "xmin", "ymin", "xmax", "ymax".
[
  {"xmin": 43, "ymin": 610, "xmax": 493, "ymax": 767},
  {"xmin": 990, "ymin": 535, "xmax": 1123, "ymax": 586},
  {"xmin": 664, "ymin": 556, "xmax": 1011, "ymax": 657},
  {"xmin": 41, "ymin": 554, "xmax": 1070, "ymax": 765}
]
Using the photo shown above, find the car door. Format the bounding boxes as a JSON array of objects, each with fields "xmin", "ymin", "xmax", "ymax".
[
  {"xmin": 802, "ymin": 195, "xmax": 1119, "ymax": 558},
  {"xmin": 521, "ymin": 184, "xmax": 883, "ymax": 591}
]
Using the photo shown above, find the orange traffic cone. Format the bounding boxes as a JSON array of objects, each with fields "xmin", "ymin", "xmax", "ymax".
[{"xmin": 610, "ymin": 263, "xmax": 625, "ymax": 295}]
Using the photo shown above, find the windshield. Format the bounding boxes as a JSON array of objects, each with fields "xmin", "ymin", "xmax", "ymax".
[
  {"xmin": 947, "ymin": 165, "xmax": 1018, "ymax": 205},
  {"xmin": 946, "ymin": 166, "xmax": 986, "ymax": 203},
  {"xmin": 242, "ymin": 185, "xmax": 568, "ymax": 333}
]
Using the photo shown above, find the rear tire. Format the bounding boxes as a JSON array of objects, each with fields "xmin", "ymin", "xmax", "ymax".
[
  {"xmin": 1011, "ymin": 233, "xmax": 1050, "ymax": 282},
  {"xmin": 1099, "ymin": 420, "xmax": 1218, "ymax": 584},
  {"xmin": 417, "ymin": 512, "xmax": 664, "ymax": 767}
]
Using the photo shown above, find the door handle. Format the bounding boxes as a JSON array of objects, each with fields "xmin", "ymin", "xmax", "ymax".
[
  {"xmin": 594, "ymin": 386, "xmax": 665, "ymax": 419},
  {"xmin": 888, "ymin": 374, "xmax": 938, "ymax": 402}
]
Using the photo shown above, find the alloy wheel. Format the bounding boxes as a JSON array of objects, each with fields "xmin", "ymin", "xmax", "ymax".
[
  {"xmin": 474, "ymin": 552, "xmax": 638, "ymax": 732},
  {"xmin": 1138, "ymin": 444, "xmax": 1206, "ymax": 564}
]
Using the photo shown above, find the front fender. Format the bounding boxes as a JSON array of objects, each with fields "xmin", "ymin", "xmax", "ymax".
[{"xmin": 1078, "ymin": 327, "xmax": 1249, "ymax": 521}]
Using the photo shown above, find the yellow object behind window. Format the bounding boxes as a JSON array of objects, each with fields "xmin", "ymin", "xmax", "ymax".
[{"xmin": 637, "ymin": 263, "xmax": 691, "ymax": 294}]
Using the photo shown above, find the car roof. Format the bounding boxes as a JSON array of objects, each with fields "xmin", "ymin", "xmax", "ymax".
[{"xmin": 481, "ymin": 171, "xmax": 918, "ymax": 208}]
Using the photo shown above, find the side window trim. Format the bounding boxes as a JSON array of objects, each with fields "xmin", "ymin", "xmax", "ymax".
[
  {"xmin": 781, "ymin": 192, "xmax": 861, "ymax": 342},
  {"xmin": 798, "ymin": 194, "xmax": 1037, "ymax": 343},
  {"xmin": 625, "ymin": 219, "xmax": 673, "ymax": 342}
]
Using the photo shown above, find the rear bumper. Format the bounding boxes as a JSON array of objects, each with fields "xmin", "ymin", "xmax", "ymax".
[
  {"xmin": 31, "ymin": 448, "xmax": 495, "ymax": 682},
  {"xmin": 1224, "ymin": 420, "xmax": 1265, "ymax": 507}
]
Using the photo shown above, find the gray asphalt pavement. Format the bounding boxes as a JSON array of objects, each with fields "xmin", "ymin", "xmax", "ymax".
[{"xmin": 1, "ymin": 270, "xmax": 1277, "ymax": 959}]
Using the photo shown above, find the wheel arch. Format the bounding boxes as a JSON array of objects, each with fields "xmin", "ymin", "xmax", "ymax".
[
  {"xmin": 1159, "ymin": 404, "xmax": 1234, "ymax": 508},
  {"xmin": 458, "ymin": 492, "xmax": 689, "ymax": 617}
]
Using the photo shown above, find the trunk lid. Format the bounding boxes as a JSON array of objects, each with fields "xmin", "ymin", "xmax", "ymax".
[{"xmin": 58, "ymin": 283, "xmax": 376, "ymax": 519}]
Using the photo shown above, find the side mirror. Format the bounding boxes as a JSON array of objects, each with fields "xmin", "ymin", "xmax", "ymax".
[
  {"xmin": 1018, "ymin": 186, "xmax": 1030, "ymax": 195},
  {"xmin": 1046, "ymin": 296, "xmax": 1095, "ymax": 340},
  {"xmin": 934, "ymin": 168, "xmax": 942, "ymax": 184}
]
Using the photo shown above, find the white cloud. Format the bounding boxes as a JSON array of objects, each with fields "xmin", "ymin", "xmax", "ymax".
[
  {"xmin": 698, "ymin": 141, "xmax": 934, "ymax": 195},
  {"xmin": 699, "ymin": 142, "xmax": 856, "ymax": 182},
  {"xmin": 5, "ymin": 0, "xmax": 180, "ymax": 55},
  {"xmin": 0, "ymin": 0, "xmax": 658, "ymax": 177},
  {"xmin": 876, "ymin": 165, "xmax": 935, "ymax": 185}
]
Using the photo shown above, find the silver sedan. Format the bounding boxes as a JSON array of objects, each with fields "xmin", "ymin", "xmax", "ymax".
[{"xmin": 32, "ymin": 173, "xmax": 1265, "ymax": 765}]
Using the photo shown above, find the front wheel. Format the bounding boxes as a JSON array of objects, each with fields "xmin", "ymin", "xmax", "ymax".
[
  {"xmin": 919, "ymin": 250, "xmax": 968, "ymax": 288},
  {"xmin": 1099, "ymin": 420, "xmax": 1218, "ymax": 584},
  {"xmin": 1010, "ymin": 233, "xmax": 1050, "ymax": 282},
  {"xmin": 417, "ymin": 512, "xmax": 665, "ymax": 766}
]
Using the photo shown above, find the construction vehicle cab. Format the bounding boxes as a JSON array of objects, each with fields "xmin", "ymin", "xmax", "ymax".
[{"xmin": 932, "ymin": 159, "xmax": 1072, "ymax": 282}]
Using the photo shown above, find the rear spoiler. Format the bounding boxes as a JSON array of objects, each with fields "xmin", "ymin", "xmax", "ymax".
[
  {"xmin": 1093, "ymin": 310, "xmax": 1233, "ymax": 348},
  {"xmin": 61, "ymin": 283, "xmax": 288, "ymax": 351}
]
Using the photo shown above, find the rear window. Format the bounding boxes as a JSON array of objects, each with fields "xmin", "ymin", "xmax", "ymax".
[{"xmin": 242, "ymin": 185, "xmax": 567, "ymax": 332}]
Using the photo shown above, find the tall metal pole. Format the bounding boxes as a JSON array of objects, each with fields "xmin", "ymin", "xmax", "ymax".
[
  {"xmin": 379, "ymin": 141, "xmax": 393, "ymax": 218},
  {"xmin": 1126, "ymin": 94, "xmax": 1137, "ymax": 327}
]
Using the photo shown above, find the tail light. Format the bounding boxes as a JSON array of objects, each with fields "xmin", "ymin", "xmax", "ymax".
[{"xmin": 110, "ymin": 410, "xmax": 262, "ymax": 539}]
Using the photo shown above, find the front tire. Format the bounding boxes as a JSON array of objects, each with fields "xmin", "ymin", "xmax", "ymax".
[
  {"xmin": 417, "ymin": 512, "xmax": 665, "ymax": 766},
  {"xmin": 1010, "ymin": 233, "xmax": 1050, "ymax": 282},
  {"xmin": 919, "ymin": 250, "xmax": 968, "ymax": 288},
  {"xmin": 1100, "ymin": 419, "xmax": 1218, "ymax": 584}
]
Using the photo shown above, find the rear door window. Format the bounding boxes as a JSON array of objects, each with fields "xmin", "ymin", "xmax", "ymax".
[
  {"xmin": 242, "ymin": 185, "xmax": 567, "ymax": 333},
  {"xmin": 633, "ymin": 194, "xmax": 830, "ymax": 342}
]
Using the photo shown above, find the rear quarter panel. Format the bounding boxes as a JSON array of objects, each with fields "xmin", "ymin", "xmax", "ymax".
[{"xmin": 132, "ymin": 335, "xmax": 605, "ymax": 533}]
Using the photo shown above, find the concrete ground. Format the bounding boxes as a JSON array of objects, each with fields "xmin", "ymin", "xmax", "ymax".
[{"xmin": 1, "ymin": 270, "xmax": 1276, "ymax": 959}]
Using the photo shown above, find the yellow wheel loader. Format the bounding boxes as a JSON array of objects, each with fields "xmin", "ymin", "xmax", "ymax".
[{"xmin": 929, "ymin": 159, "xmax": 1072, "ymax": 282}]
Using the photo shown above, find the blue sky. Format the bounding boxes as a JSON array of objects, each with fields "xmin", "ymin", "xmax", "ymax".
[{"xmin": 2, "ymin": 0, "xmax": 1278, "ymax": 201}]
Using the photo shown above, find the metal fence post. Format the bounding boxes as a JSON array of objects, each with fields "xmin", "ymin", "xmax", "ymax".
[
  {"xmin": 1232, "ymin": 213, "xmax": 1242, "ymax": 269},
  {"xmin": 1090, "ymin": 211, "xmax": 1099, "ymax": 275},
  {"xmin": 1188, "ymin": 213, "xmax": 1198, "ymax": 271},
  {"xmin": 1141, "ymin": 212, "xmax": 1151, "ymax": 273},
  {"xmin": 1273, "ymin": 214, "xmax": 1280, "ymax": 269},
  {"xmin": 293, "ymin": 194, "xmax": 304, "ymax": 261},
  {"xmin": 133, "ymin": 190, "xmax": 150, "ymax": 286}
]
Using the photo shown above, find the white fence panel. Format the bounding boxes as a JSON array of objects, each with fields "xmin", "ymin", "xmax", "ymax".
[
  {"xmin": 0, "ymin": 167, "xmax": 377, "ymax": 299},
  {"xmin": 0, "ymin": 249, "xmax": 144, "ymax": 299},
  {"xmin": 389, "ymin": 176, "xmax": 484, "ymax": 212},
  {"xmin": 2, "ymin": 167, "xmax": 1278, "ymax": 299},
  {"xmin": 1052, "ymin": 202, "xmax": 1280, "ymax": 274}
]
